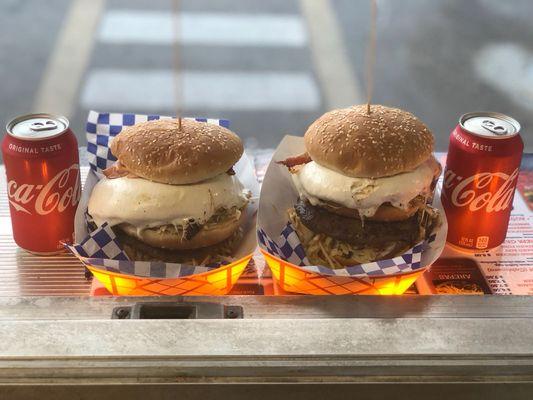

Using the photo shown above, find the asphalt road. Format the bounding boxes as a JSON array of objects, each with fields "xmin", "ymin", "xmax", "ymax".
[{"xmin": 1, "ymin": 0, "xmax": 532, "ymax": 161}]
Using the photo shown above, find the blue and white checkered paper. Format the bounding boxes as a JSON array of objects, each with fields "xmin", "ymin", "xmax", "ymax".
[
  {"xmin": 257, "ymin": 224, "xmax": 436, "ymax": 277},
  {"xmin": 86, "ymin": 110, "xmax": 229, "ymax": 174},
  {"xmin": 66, "ymin": 223, "xmax": 220, "ymax": 278},
  {"xmin": 66, "ymin": 111, "xmax": 233, "ymax": 279}
]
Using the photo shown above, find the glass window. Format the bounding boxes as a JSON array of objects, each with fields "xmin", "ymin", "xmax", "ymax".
[{"xmin": 1, "ymin": 0, "xmax": 531, "ymax": 159}]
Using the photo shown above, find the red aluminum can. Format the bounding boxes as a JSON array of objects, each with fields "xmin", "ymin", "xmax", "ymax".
[
  {"xmin": 2, "ymin": 114, "xmax": 81, "ymax": 254},
  {"xmin": 441, "ymin": 112, "xmax": 523, "ymax": 251}
]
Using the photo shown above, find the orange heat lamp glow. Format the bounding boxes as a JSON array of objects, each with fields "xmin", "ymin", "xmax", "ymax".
[
  {"xmin": 41, "ymin": 160, "xmax": 49, "ymax": 179},
  {"xmin": 23, "ymin": 159, "xmax": 31, "ymax": 175},
  {"xmin": 262, "ymin": 249, "xmax": 424, "ymax": 295},
  {"xmin": 88, "ymin": 254, "xmax": 251, "ymax": 296}
]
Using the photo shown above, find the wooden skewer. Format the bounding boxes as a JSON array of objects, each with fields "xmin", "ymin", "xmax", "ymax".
[
  {"xmin": 366, "ymin": 0, "xmax": 377, "ymax": 115},
  {"xmin": 172, "ymin": 0, "xmax": 183, "ymax": 130}
]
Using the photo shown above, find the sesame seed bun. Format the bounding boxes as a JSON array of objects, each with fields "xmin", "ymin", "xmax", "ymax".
[
  {"xmin": 110, "ymin": 119, "xmax": 243, "ymax": 184},
  {"xmin": 304, "ymin": 105, "xmax": 434, "ymax": 178}
]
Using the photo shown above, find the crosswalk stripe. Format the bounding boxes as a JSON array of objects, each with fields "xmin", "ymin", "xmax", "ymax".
[
  {"xmin": 81, "ymin": 70, "xmax": 320, "ymax": 111},
  {"xmin": 474, "ymin": 43, "xmax": 533, "ymax": 111},
  {"xmin": 33, "ymin": 0, "xmax": 106, "ymax": 117},
  {"xmin": 299, "ymin": 0, "xmax": 362, "ymax": 108},
  {"xmin": 98, "ymin": 10, "xmax": 307, "ymax": 47}
]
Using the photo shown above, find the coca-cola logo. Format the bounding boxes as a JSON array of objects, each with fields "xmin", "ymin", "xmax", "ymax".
[
  {"xmin": 7, "ymin": 165, "xmax": 81, "ymax": 215},
  {"xmin": 443, "ymin": 168, "xmax": 519, "ymax": 212}
]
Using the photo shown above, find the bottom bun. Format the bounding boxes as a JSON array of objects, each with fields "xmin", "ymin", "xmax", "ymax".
[
  {"xmin": 119, "ymin": 206, "xmax": 246, "ymax": 250},
  {"xmin": 288, "ymin": 206, "xmax": 440, "ymax": 269},
  {"xmin": 114, "ymin": 227, "xmax": 243, "ymax": 264}
]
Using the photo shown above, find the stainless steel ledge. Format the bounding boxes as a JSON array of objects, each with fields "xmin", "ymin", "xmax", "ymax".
[
  {"xmin": 0, "ymin": 295, "xmax": 532, "ymax": 385},
  {"xmin": 0, "ymin": 295, "xmax": 532, "ymax": 320}
]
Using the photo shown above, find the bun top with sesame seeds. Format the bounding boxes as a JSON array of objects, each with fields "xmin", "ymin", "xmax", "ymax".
[
  {"xmin": 110, "ymin": 119, "xmax": 243, "ymax": 184},
  {"xmin": 304, "ymin": 104, "xmax": 434, "ymax": 178}
]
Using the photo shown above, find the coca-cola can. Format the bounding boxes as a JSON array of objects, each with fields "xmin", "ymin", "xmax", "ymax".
[
  {"xmin": 2, "ymin": 113, "xmax": 81, "ymax": 254},
  {"xmin": 441, "ymin": 111, "xmax": 523, "ymax": 251}
]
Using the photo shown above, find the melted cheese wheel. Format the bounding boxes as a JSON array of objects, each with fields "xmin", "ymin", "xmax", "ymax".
[
  {"xmin": 292, "ymin": 160, "xmax": 434, "ymax": 217},
  {"xmin": 88, "ymin": 173, "xmax": 248, "ymax": 229}
]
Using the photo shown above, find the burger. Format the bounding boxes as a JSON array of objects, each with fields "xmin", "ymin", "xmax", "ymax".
[
  {"xmin": 87, "ymin": 119, "xmax": 250, "ymax": 264},
  {"xmin": 280, "ymin": 105, "xmax": 442, "ymax": 269}
]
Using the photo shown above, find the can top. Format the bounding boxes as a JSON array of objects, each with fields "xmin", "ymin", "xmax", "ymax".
[
  {"xmin": 6, "ymin": 113, "xmax": 69, "ymax": 141},
  {"xmin": 460, "ymin": 112, "xmax": 520, "ymax": 139}
]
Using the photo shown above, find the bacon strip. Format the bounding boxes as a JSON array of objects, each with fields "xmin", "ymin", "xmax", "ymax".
[
  {"xmin": 226, "ymin": 167, "xmax": 236, "ymax": 176},
  {"xmin": 427, "ymin": 156, "xmax": 442, "ymax": 192},
  {"xmin": 103, "ymin": 161, "xmax": 139, "ymax": 179},
  {"xmin": 277, "ymin": 152, "xmax": 312, "ymax": 169},
  {"xmin": 429, "ymin": 156, "xmax": 443, "ymax": 179}
]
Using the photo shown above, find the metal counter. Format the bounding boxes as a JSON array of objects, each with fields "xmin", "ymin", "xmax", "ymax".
[
  {"xmin": 1, "ymin": 164, "xmax": 533, "ymax": 399},
  {"xmin": 0, "ymin": 295, "xmax": 532, "ymax": 398}
]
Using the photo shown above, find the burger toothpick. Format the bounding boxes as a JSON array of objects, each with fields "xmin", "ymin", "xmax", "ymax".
[
  {"xmin": 172, "ymin": 0, "xmax": 183, "ymax": 132},
  {"xmin": 366, "ymin": 0, "xmax": 377, "ymax": 115}
]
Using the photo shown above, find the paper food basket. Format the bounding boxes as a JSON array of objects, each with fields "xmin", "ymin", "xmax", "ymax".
[
  {"xmin": 257, "ymin": 135, "xmax": 447, "ymax": 295},
  {"xmin": 66, "ymin": 111, "xmax": 259, "ymax": 296}
]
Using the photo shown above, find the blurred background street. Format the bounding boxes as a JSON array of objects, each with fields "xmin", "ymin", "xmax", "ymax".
[{"xmin": 0, "ymin": 0, "xmax": 532, "ymax": 160}]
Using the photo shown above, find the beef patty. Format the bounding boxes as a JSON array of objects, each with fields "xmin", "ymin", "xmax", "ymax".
[{"xmin": 294, "ymin": 199, "xmax": 422, "ymax": 248}]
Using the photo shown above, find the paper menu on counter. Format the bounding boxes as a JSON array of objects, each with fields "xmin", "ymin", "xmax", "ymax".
[{"xmin": 416, "ymin": 158, "xmax": 533, "ymax": 295}]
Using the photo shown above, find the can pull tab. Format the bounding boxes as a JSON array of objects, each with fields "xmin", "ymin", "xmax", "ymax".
[
  {"xmin": 30, "ymin": 120, "xmax": 58, "ymax": 132},
  {"xmin": 481, "ymin": 119, "xmax": 508, "ymax": 135}
]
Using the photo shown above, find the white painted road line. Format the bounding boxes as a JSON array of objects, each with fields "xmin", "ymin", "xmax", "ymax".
[
  {"xmin": 474, "ymin": 43, "xmax": 533, "ymax": 111},
  {"xmin": 33, "ymin": 0, "xmax": 106, "ymax": 117},
  {"xmin": 81, "ymin": 70, "xmax": 320, "ymax": 111},
  {"xmin": 98, "ymin": 11, "xmax": 307, "ymax": 47},
  {"xmin": 299, "ymin": 0, "xmax": 362, "ymax": 109}
]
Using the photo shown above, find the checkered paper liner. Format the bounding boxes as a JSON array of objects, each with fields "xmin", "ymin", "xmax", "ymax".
[
  {"xmin": 86, "ymin": 110, "xmax": 229, "ymax": 174},
  {"xmin": 257, "ymin": 224, "xmax": 436, "ymax": 277},
  {"xmin": 256, "ymin": 135, "xmax": 448, "ymax": 279},
  {"xmin": 66, "ymin": 111, "xmax": 257, "ymax": 279},
  {"xmin": 66, "ymin": 223, "xmax": 220, "ymax": 278}
]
